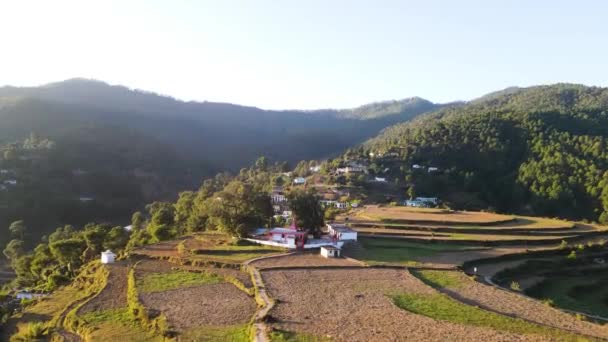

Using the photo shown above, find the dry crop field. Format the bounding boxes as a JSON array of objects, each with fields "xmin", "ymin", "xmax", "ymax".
[
  {"xmin": 261, "ymin": 268, "xmax": 581, "ymax": 341},
  {"xmin": 348, "ymin": 205, "xmax": 515, "ymax": 224},
  {"xmin": 134, "ymin": 258, "xmax": 256, "ymax": 338}
]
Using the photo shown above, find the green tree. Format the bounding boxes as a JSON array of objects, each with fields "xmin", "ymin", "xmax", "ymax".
[
  {"xmin": 131, "ymin": 211, "xmax": 146, "ymax": 231},
  {"xmin": 206, "ymin": 180, "xmax": 272, "ymax": 237},
  {"xmin": 49, "ymin": 239, "xmax": 87, "ymax": 272},
  {"xmin": 287, "ymin": 189, "xmax": 324, "ymax": 237},
  {"xmin": 3, "ymin": 239, "xmax": 24, "ymax": 262},
  {"xmin": 407, "ymin": 186, "xmax": 417, "ymax": 200},
  {"xmin": 8, "ymin": 220, "xmax": 26, "ymax": 240}
]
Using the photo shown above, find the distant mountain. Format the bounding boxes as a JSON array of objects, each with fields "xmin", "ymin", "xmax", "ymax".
[
  {"xmin": 0, "ymin": 79, "xmax": 439, "ymax": 238},
  {"xmin": 0, "ymin": 79, "xmax": 440, "ymax": 169},
  {"xmin": 355, "ymin": 84, "xmax": 608, "ymax": 222}
]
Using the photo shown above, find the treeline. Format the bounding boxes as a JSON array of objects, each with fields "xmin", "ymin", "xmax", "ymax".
[
  {"xmin": 2, "ymin": 157, "xmax": 328, "ymax": 290},
  {"xmin": 357, "ymin": 84, "xmax": 608, "ymax": 222}
]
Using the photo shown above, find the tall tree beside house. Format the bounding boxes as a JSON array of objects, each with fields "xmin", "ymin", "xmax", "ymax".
[
  {"xmin": 407, "ymin": 186, "xmax": 416, "ymax": 200},
  {"xmin": 205, "ymin": 180, "xmax": 273, "ymax": 237},
  {"xmin": 287, "ymin": 189, "xmax": 325, "ymax": 237}
]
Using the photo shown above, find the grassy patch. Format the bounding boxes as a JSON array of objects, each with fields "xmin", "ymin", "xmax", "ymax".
[
  {"xmin": 391, "ymin": 293, "xmax": 585, "ymax": 341},
  {"xmin": 526, "ymin": 276, "xmax": 608, "ymax": 318},
  {"xmin": 269, "ymin": 329, "xmax": 332, "ymax": 342},
  {"xmin": 180, "ymin": 324, "xmax": 250, "ymax": 341},
  {"xmin": 138, "ymin": 270, "xmax": 223, "ymax": 293},
  {"xmin": 80, "ymin": 308, "xmax": 134, "ymax": 325},
  {"xmin": 188, "ymin": 233, "xmax": 283, "ymax": 263},
  {"xmin": 355, "ymin": 237, "xmax": 473, "ymax": 265},
  {"xmin": 411, "ymin": 270, "xmax": 464, "ymax": 289}
]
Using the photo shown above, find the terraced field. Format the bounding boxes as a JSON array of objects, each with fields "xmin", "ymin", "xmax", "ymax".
[
  {"xmin": 261, "ymin": 268, "xmax": 593, "ymax": 341},
  {"xmin": 342, "ymin": 206, "xmax": 608, "ymax": 248}
]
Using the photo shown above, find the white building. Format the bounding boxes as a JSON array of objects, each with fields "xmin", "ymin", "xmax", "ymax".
[
  {"xmin": 320, "ymin": 245, "xmax": 341, "ymax": 258},
  {"xmin": 428, "ymin": 167, "xmax": 439, "ymax": 172},
  {"xmin": 309, "ymin": 165, "xmax": 321, "ymax": 172},
  {"xmin": 293, "ymin": 177, "xmax": 306, "ymax": 185},
  {"xmin": 0, "ymin": 169, "xmax": 9, "ymax": 174},
  {"xmin": 374, "ymin": 177, "xmax": 387, "ymax": 182},
  {"xmin": 124, "ymin": 225, "xmax": 133, "ymax": 232},
  {"xmin": 3, "ymin": 180, "xmax": 17, "ymax": 186},
  {"xmin": 336, "ymin": 166, "xmax": 367, "ymax": 174},
  {"xmin": 327, "ymin": 223, "xmax": 358, "ymax": 241},
  {"xmin": 79, "ymin": 197, "xmax": 94, "ymax": 202},
  {"xmin": 101, "ymin": 250, "xmax": 116, "ymax": 264},
  {"xmin": 412, "ymin": 164, "xmax": 422, "ymax": 169},
  {"xmin": 336, "ymin": 202, "xmax": 348, "ymax": 209},
  {"xmin": 271, "ymin": 192, "xmax": 287, "ymax": 203}
]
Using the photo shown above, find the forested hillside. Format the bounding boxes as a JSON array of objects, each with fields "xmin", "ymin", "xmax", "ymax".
[
  {"xmin": 357, "ymin": 84, "xmax": 608, "ymax": 222},
  {"xmin": 0, "ymin": 79, "xmax": 437, "ymax": 242}
]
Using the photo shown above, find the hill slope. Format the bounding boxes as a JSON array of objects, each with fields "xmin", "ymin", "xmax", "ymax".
[
  {"xmin": 0, "ymin": 79, "xmax": 438, "ymax": 240},
  {"xmin": 358, "ymin": 84, "xmax": 608, "ymax": 222}
]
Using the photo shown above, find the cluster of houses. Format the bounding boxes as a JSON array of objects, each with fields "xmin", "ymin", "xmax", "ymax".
[
  {"xmin": 404, "ymin": 197, "xmax": 439, "ymax": 208},
  {"xmin": 248, "ymin": 222, "xmax": 358, "ymax": 258},
  {"xmin": 412, "ymin": 164, "xmax": 440, "ymax": 173},
  {"xmin": 0, "ymin": 170, "xmax": 17, "ymax": 191}
]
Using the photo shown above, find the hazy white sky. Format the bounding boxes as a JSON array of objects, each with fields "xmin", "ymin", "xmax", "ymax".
[{"xmin": 1, "ymin": 0, "xmax": 607, "ymax": 109}]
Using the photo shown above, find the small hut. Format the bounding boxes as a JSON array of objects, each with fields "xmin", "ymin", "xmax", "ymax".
[
  {"xmin": 101, "ymin": 250, "xmax": 116, "ymax": 264},
  {"xmin": 320, "ymin": 246, "xmax": 341, "ymax": 258}
]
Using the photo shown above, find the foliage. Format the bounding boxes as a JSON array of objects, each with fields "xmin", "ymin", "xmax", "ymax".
[
  {"xmin": 287, "ymin": 189, "xmax": 325, "ymax": 237},
  {"xmin": 361, "ymin": 84, "xmax": 608, "ymax": 222}
]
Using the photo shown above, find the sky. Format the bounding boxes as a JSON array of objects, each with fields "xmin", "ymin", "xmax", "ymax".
[{"xmin": 0, "ymin": 0, "xmax": 607, "ymax": 109}]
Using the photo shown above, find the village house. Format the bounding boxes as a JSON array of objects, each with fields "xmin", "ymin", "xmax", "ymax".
[
  {"xmin": 79, "ymin": 196, "xmax": 94, "ymax": 202},
  {"xmin": 428, "ymin": 167, "xmax": 439, "ymax": 172},
  {"xmin": 405, "ymin": 197, "xmax": 438, "ymax": 208},
  {"xmin": 412, "ymin": 164, "xmax": 422, "ymax": 169},
  {"xmin": 0, "ymin": 169, "xmax": 9, "ymax": 174},
  {"xmin": 271, "ymin": 191, "xmax": 287, "ymax": 203},
  {"xmin": 101, "ymin": 250, "xmax": 116, "ymax": 264},
  {"xmin": 320, "ymin": 245, "xmax": 341, "ymax": 258},
  {"xmin": 293, "ymin": 177, "xmax": 306, "ymax": 185},
  {"xmin": 309, "ymin": 165, "xmax": 321, "ymax": 172},
  {"xmin": 374, "ymin": 177, "xmax": 387, "ymax": 182},
  {"xmin": 3, "ymin": 180, "xmax": 17, "ymax": 186},
  {"xmin": 327, "ymin": 223, "xmax": 358, "ymax": 241}
]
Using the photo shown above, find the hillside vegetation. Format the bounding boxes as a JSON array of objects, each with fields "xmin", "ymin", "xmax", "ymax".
[{"xmin": 357, "ymin": 84, "xmax": 608, "ymax": 222}]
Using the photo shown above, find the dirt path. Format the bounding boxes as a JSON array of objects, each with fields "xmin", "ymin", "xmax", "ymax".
[{"xmin": 78, "ymin": 263, "xmax": 129, "ymax": 314}]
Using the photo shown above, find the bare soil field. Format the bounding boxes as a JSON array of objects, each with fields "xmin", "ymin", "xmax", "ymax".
[
  {"xmin": 251, "ymin": 253, "xmax": 362, "ymax": 269},
  {"xmin": 78, "ymin": 263, "xmax": 129, "ymax": 314},
  {"xmin": 132, "ymin": 239, "xmax": 183, "ymax": 258},
  {"xmin": 350, "ymin": 205, "xmax": 514, "ymax": 224},
  {"xmin": 139, "ymin": 283, "xmax": 256, "ymax": 331},
  {"xmin": 421, "ymin": 270, "xmax": 608, "ymax": 339},
  {"xmin": 262, "ymin": 268, "xmax": 543, "ymax": 341},
  {"xmin": 135, "ymin": 259, "xmax": 176, "ymax": 274}
]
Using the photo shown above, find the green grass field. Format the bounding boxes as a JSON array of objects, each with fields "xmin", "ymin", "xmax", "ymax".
[
  {"xmin": 390, "ymin": 293, "xmax": 586, "ymax": 341},
  {"xmin": 411, "ymin": 269, "xmax": 465, "ymax": 289},
  {"xmin": 354, "ymin": 237, "xmax": 477, "ymax": 265},
  {"xmin": 179, "ymin": 324, "xmax": 250, "ymax": 341},
  {"xmin": 138, "ymin": 270, "xmax": 223, "ymax": 293},
  {"xmin": 81, "ymin": 308, "xmax": 162, "ymax": 342}
]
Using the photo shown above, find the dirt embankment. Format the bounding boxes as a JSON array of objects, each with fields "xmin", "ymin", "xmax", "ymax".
[
  {"xmin": 251, "ymin": 253, "xmax": 361, "ymax": 269},
  {"xmin": 433, "ymin": 271, "xmax": 608, "ymax": 339},
  {"xmin": 262, "ymin": 268, "xmax": 543, "ymax": 341}
]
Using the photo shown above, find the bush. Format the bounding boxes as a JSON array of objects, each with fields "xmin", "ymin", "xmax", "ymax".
[
  {"xmin": 510, "ymin": 281, "xmax": 521, "ymax": 291},
  {"xmin": 22, "ymin": 321, "xmax": 47, "ymax": 339},
  {"xmin": 566, "ymin": 250, "xmax": 577, "ymax": 260}
]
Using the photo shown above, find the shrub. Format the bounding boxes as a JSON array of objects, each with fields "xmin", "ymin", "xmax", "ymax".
[
  {"xmin": 541, "ymin": 298, "xmax": 554, "ymax": 307},
  {"xmin": 22, "ymin": 321, "xmax": 47, "ymax": 339},
  {"xmin": 510, "ymin": 281, "xmax": 521, "ymax": 291},
  {"xmin": 566, "ymin": 250, "xmax": 577, "ymax": 260}
]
